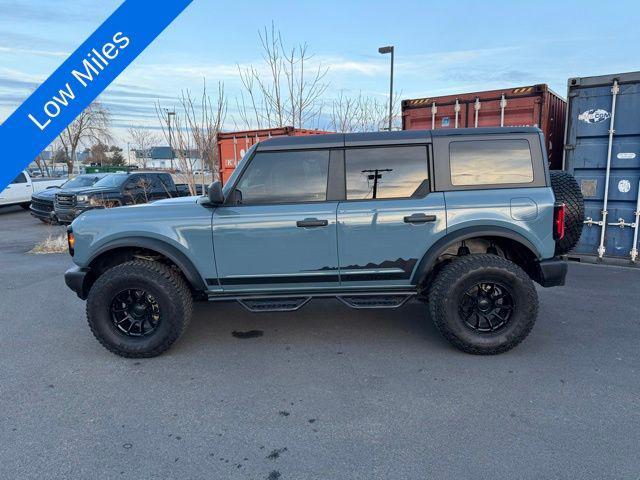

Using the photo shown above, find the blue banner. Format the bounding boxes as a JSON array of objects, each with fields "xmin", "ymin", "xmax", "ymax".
[{"xmin": 0, "ymin": 0, "xmax": 193, "ymax": 190}]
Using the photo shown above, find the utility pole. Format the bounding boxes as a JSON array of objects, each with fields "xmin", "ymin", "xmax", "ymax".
[
  {"xmin": 362, "ymin": 168, "xmax": 393, "ymax": 199},
  {"xmin": 165, "ymin": 109, "xmax": 176, "ymax": 170}
]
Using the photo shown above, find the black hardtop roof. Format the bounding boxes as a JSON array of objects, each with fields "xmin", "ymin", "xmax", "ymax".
[{"xmin": 256, "ymin": 126, "xmax": 541, "ymax": 151}]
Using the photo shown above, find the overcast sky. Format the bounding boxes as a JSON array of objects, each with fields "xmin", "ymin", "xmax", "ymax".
[{"xmin": 0, "ymin": 0, "xmax": 639, "ymax": 145}]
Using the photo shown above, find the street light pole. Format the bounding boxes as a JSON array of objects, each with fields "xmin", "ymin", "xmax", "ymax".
[
  {"xmin": 165, "ymin": 109, "xmax": 176, "ymax": 170},
  {"xmin": 378, "ymin": 45, "xmax": 394, "ymax": 131}
]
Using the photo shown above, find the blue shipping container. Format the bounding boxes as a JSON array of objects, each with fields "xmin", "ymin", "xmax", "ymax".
[{"xmin": 564, "ymin": 71, "xmax": 640, "ymax": 261}]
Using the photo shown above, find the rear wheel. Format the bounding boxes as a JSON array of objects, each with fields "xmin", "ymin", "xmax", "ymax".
[
  {"xmin": 86, "ymin": 260, "xmax": 193, "ymax": 358},
  {"xmin": 428, "ymin": 254, "xmax": 538, "ymax": 355},
  {"xmin": 550, "ymin": 170, "xmax": 584, "ymax": 255}
]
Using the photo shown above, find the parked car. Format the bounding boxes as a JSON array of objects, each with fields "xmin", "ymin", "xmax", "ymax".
[
  {"xmin": 0, "ymin": 171, "xmax": 66, "ymax": 209},
  {"xmin": 64, "ymin": 127, "xmax": 584, "ymax": 358},
  {"xmin": 30, "ymin": 173, "xmax": 108, "ymax": 224},
  {"xmin": 54, "ymin": 171, "xmax": 200, "ymax": 223}
]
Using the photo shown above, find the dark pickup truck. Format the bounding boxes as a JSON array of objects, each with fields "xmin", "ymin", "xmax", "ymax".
[{"xmin": 54, "ymin": 171, "xmax": 200, "ymax": 223}]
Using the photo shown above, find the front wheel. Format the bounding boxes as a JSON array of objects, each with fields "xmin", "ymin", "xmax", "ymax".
[
  {"xmin": 86, "ymin": 260, "xmax": 193, "ymax": 358},
  {"xmin": 428, "ymin": 254, "xmax": 538, "ymax": 355}
]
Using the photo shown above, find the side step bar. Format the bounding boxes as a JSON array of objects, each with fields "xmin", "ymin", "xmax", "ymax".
[
  {"xmin": 238, "ymin": 297, "xmax": 311, "ymax": 313},
  {"xmin": 208, "ymin": 291, "xmax": 417, "ymax": 313},
  {"xmin": 337, "ymin": 294, "xmax": 412, "ymax": 309}
]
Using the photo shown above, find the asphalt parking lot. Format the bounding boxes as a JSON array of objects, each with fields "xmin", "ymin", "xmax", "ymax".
[{"xmin": 1, "ymin": 205, "xmax": 639, "ymax": 480}]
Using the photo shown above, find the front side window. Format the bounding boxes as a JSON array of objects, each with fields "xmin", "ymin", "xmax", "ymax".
[
  {"xmin": 450, "ymin": 139, "xmax": 534, "ymax": 186},
  {"xmin": 345, "ymin": 146, "xmax": 428, "ymax": 200},
  {"xmin": 12, "ymin": 173, "xmax": 27, "ymax": 184},
  {"xmin": 235, "ymin": 150, "xmax": 329, "ymax": 204}
]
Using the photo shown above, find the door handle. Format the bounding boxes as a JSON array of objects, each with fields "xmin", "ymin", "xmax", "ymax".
[
  {"xmin": 404, "ymin": 213, "xmax": 436, "ymax": 224},
  {"xmin": 296, "ymin": 218, "xmax": 328, "ymax": 228}
]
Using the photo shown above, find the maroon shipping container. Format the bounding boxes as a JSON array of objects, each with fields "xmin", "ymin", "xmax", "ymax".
[
  {"xmin": 217, "ymin": 127, "xmax": 332, "ymax": 184},
  {"xmin": 401, "ymin": 84, "xmax": 566, "ymax": 169}
]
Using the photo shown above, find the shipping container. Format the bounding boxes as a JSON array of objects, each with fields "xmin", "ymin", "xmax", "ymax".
[
  {"xmin": 217, "ymin": 127, "xmax": 332, "ymax": 184},
  {"xmin": 563, "ymin": 71, "xmax": 640, "ymax": 261},
  {"xmin": 402, "ymin": 84, "xmax": 566, "ymax": 169}
]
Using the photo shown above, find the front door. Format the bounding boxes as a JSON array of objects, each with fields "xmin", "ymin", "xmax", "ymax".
[
  {"xmin": 337, "ymin": 145, "xmax": 447, "ymax": 288},
  {"xmin": 212, "ymin": 149, "xmax": 340, "ymax": 292},
  {"xmin": 1, "ymin": 172, "xmax": 31, "ymax": 205}
]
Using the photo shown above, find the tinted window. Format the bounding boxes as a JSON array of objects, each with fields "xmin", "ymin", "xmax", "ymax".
[
  {"xmin": 236, "ymin": 150, "xmax": 329, "ymax": 204},
  {"xmin": 450, "ymin": 140, "xmax": 533, "ymax": 186},
  {"xmin": 93, "ymin": 174, "xmax": 128, "ymax": 188},
  {"xmin": 12, "ymin": 173, "xmax": 27, "ymax": 184},
  {"xmin": 63, "ymin": 175, "xmax": 105, "ymax": 188},
  {"xmin": 345, "ymin": 146, "xmax": 428, "ymax": 200},
  {"xmin": 159, "ymin": 174, "xmax": 174, "ymax": 191}
]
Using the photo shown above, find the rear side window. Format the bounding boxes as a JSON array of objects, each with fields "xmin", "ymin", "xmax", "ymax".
[
  {"xmin": 159, "ymin": 174, "xmax": 174, "ymax": 191},
  {"xmin": 345, "ymin": 146, "xmax": 428, "ymax": 200},
  {"xmin": 236, "ymin": 150, "xmax": 329, "ymax": 204},
  {"xmin": 449, "ymin": 139, "xmax": 533, "ymax": 186}
]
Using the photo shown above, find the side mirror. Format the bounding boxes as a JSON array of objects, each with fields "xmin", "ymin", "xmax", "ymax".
[{"xmin": 207, "ymin": 181, "xmax": 224, "ymax": 205}]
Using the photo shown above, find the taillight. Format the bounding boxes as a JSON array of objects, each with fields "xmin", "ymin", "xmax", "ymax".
[
  {"xmin": 553, "ymin": 203, "xmax": 565, "ymax": 240},
  {"xmin": 67, "ymin": 227, "xmax": 75, "ymax": 256}
]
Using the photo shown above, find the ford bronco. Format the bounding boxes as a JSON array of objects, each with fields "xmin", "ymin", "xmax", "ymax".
[{"xmin": 64, "ymin": 127, "xmax": 584, "ymax": 357}]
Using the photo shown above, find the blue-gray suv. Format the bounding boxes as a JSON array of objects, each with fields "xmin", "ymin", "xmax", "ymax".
[{"xmin": 64, "ymin": 127, "xmax": 584, "ymax": 357}]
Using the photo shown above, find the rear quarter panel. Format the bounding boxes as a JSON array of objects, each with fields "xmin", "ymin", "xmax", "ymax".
[{"xmin": 445, "ymin": 187, "xmax": 556, "ymax": 259}]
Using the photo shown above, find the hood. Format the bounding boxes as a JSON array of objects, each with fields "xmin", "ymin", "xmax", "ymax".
[
  {"xmin": 62, "ymin": 186, "xmax": 121, "ymax": 196},
  {"xmin": 32, "ymin": 188, "xmax": 59, "ymax": 200},
  {"xmin": 150, "ymin": 195, "xmax": 202, "ymax": 206}
]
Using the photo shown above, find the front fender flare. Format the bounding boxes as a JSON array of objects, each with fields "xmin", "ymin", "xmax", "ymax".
[{"xmin": 87, "ymin": 236, "xmax": 207, "ymax": 291}]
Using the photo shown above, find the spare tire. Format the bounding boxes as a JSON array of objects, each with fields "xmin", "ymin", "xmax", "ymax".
[{"xmin": 550, "ymin": 170, "xmax": 585, "ymax": 255}]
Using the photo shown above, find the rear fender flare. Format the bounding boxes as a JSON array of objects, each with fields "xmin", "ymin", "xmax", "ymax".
[{"xmin": 412, "ymin": 226, "xmax": 541, "ymax": 285}]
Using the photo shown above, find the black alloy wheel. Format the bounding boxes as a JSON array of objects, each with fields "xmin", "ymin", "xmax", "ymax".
[
  {"xmin": 459, "ymin": 282, "xmax": 514, "ymax": 333},
  {"xmin": 110, "ymin": 289, "xmax": 161, "ymax": 337}
]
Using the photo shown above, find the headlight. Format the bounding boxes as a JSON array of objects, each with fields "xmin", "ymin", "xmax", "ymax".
[
  {"xmin": 76, "ymin": 195, "xmax": 89, "ymax": 203},
  {"xmin": 89, "ymin": 196, "xmax": 103, "ymax": 206}
]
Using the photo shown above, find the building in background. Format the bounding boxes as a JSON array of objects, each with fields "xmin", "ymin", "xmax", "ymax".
[{"xmin": 129, "ymin": 147, "xmax": 206, "ymax": 172}]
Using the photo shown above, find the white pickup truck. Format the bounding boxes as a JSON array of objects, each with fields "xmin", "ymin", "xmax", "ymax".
[{"xmin": 0, "ymin": 170, "xmax": 67, "ymax": 208}]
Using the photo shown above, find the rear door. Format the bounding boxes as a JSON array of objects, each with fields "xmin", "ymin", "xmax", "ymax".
[{"xmin": 337, "ymin": 144, "xmax": 447, "ymax": 287}]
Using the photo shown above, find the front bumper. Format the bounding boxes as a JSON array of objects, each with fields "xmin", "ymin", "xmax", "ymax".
[
  {"xmin": 55, "ymin": 206, "xmax": 94, "ymax": 223},
  {"xmin": 64, "ymin": 266, "xmax": 93, "ymax": 299},
  {"xmin": 30, "ymin": 205, "xmax": 57, "ymax": 223},
  {"xmin": 536, "ymin": 258, "xmax": 567, "ymax": 287}
]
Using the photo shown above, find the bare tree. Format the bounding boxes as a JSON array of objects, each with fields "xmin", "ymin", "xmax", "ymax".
[
  {"xmin": 58, "ymin": 102, "xmax": 111, "ymax": 175},
  {"xmin": 127, "ymin": 127, "xmax": 161, "ymax": 169},
  {"xmin": 33, "ymin": 152, "xmax": 51, "ymax": 177},
  {"xmin": 330, "ymin": 91, "xmax": 403, "ymax": 133},
  {"xmin": 236, "ymin": 23, "xmax": 328, "ymax": 130},
  {"xmin": 182, "ymin": 80, "xmax": 227, "ymax": 182},
  {"xmin": 155, "ymin": 102, "xmax": 198, "ymax": 195}
]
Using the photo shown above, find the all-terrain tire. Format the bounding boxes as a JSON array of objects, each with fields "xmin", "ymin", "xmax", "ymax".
[
  {"xmin": 86, "ymin": 260, "xmax": 193, "ymax": 358},
  {"xmin": 428, "ymin": 254, "xmax": 538, "ymax": 355},
  {"xmin": 550, "ymin": 170, "xmax": 584, "ymax": 255}
]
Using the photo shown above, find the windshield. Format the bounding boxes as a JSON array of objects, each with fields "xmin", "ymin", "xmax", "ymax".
[
  {"xmin": 92, "ymin": 174, "xmax": 129, "ymax": 188},
  {"xmin": 63, "ymin": 175, "xmax": 105, "ymax": 188}
]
